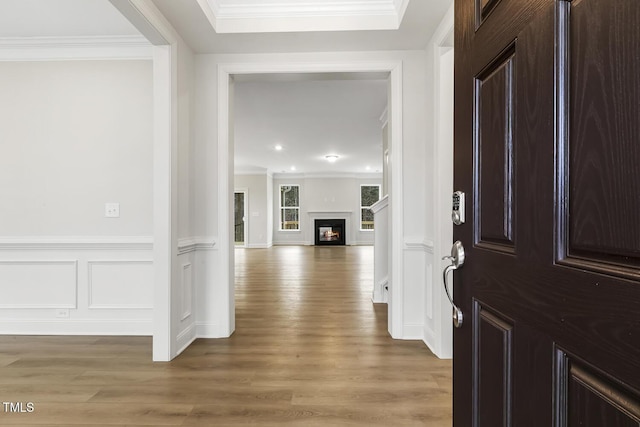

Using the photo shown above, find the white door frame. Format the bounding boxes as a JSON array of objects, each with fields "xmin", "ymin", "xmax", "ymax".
[
  {"xmin": 216, "ymin": 60, "xmax": 405, "ymax": 338},
  {"xmin": 110, "ymin": 0, "xmax": 178, "ymax": 361},
  {"xmin": 430, "ymin": 4, "xmax": 455, "ymax": 358}
]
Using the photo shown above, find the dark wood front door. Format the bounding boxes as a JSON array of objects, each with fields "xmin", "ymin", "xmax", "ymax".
[{"xmin": 454, "ymin": 0, "xmax": 640, "ymax": 425}]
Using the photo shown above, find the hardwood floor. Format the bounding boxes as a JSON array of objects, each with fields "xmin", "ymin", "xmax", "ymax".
[{"xmin": 0, "ymin": 246, "xmax": 452, "ymax": 426}]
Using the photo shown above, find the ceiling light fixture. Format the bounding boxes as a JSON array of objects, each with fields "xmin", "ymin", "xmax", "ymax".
[
  {"xmin": 290, "ymin": 166, "xmax": 296, "ymax": 171},
  {"xmin": 325, "ymin": 154, "xmax": 339, "ymax": 163},
  {"xmin": 274, "ymin": 144, "xmax": 283, "ymax": 151}
]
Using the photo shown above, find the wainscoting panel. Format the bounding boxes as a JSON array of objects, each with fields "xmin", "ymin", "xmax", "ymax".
[
  {"xmin": 181, "ymin": 262, "xmax": 193, "ymax": 321},
  {"xmin": 0, "ymin": 237, "xmax": 154, "ymax": 335},
  {"xmin": 0, "ymin": 260, "xmax": 78, "ymax": 308},
  {"xmin": 88, "ymin": 260, "xmax": 153, "ymax": 309},
  {"xmin": 403, "ymin": 238, "xmax": 434, "ymax": 339}
]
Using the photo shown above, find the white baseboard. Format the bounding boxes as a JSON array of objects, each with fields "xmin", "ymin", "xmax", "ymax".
[
  {"xmin": 372, "ymin": 277, "xmax": 388, "ymax": 303},
  {"xmin": 246, "ymin": 243, "xmax": 273, "ymax": 249},
  {"xmin": 273, "ymin": 241, "xmax": 307, "ymax": 246},
  {"xmin": 403, "ymin": 323, "xmax": 424, "ymax": 340},
  {"xmin": 422, "ymin": 324, "xmax": 452, "ymax": 359},
  {"xmin": 423, "ymin": 324, "xmax": 436, "ymax": 352},
  {"xmin": 0, "ymin": 319, "xmax": 152, "ymax": 335},
  {"xmin": 195, "ymin": 322, "xmax": 227, "ymax": 338},
  {"xmin": 176, "ymin": 323, "xmax": 197, "ymax": 355}
]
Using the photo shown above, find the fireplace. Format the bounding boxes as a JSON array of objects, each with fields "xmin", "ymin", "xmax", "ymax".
[{"xmin": 315, "ymin": 219, "xmax": 346, "ymax": 246}]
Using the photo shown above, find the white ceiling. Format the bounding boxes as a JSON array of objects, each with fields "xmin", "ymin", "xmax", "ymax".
[
  {"xmin": 234, "ymin": 77, "xmax": 388, "ymax": 176},
  {"xmin": 0, "ymin": 0, "xmax": 140, "ymax": 38},
  {"xmin": 152, "ymin": 0, "xmax": 451, "ymax": 54},
  {"xmin": 0, "ymin": 0, "xmax": 451, "ymax": 177}
]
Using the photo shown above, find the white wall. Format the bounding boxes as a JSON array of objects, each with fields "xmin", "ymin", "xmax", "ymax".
[
  {"xmin": 0, "ymin": 59, "xmax": 154, "ymax": 335},
  {"xmin": 272, "ymin": 175, "xmax": 381, "ymax": 246},
  {"xmin": 0, "ymin": 60, "xmax": 153, "ymax": 237},
  {"xmin": 234, "ymin": 173, "xmax": 271, "ymax": 248}
]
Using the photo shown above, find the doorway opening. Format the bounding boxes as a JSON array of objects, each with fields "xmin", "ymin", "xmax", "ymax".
[
  {"xmin": 217, "ymin": 61, "xmax": 405, "ymax": 340},
  {"xmin": 234, "ymin": 190, "xmax": 247, "ymax": 247},
  {"xmin": 229, "ymin": 70, "xmax": 394, "ymax": 336}
]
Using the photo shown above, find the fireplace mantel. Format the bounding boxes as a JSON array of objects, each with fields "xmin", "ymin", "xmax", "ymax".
[{"xmin": 307, "ymin": 211, "xmax": 352, "ymax": 215}]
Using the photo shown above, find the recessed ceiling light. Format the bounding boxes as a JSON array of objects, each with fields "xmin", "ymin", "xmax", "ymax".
[
  {"xmin": 274, "ymin": 144, "xmax": 283, "ymax": 151},
  {"xmin": 366, "ymin": 166, "xmax": 371, "ymax": 171},
  {"xmin": 325, "ymin": 155, "xmax": 339, "ymax": 163},
  {"xmin": 290, "ymin": 166, "xmax": 296, "ymax": 171}
]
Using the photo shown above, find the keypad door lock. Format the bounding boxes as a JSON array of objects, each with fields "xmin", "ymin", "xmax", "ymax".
[{"xmin": 452, "ymin": 191, "xmax": 465, "ymax": 225}]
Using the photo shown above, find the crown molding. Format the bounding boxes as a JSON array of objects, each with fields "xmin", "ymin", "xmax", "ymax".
[
  {"xmin": 234, "ymin": 169, "xmax": 269, "ymax": 176},
  {"xmin": 0, "ymin": 35, "xmax": 152, "ymax": 61},
  {"xmin": 271, "ymin": 172, "xmax": 383, "ymax": 179},
  {"xmin": 199, "ymin": 0, "xmax": 408, "ymax": 33}
]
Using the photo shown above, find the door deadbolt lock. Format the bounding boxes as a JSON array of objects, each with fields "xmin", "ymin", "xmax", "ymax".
[{"xmin": 452, "ymin": 191, "xmax": 465, "ymax": 225}]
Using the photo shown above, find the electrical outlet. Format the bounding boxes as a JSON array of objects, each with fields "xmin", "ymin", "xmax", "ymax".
[
  {"xmin": 55, "ymin": 308, "xmax": 69, "ymax": 318},
  {"xmin": 105, "ymin": 203, "xmax": 120, "ymax": 218}
]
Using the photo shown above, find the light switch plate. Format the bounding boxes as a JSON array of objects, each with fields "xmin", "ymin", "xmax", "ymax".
[{"xmin": 105, "ymin": 203, "xmax": 120, "ymax": 218}]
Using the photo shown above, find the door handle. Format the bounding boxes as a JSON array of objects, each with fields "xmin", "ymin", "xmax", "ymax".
[{"xmin": 442, "ymin": 241, "xmax": 465, "ymax": 328}]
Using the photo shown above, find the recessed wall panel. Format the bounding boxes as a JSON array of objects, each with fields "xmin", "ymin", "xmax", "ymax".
[
  {"xmin": 0, "ymin": 260, "xmax": 77, "ymax": 308},
  {"xmin": 182, "ymin": 263, "xmax": 193, "ymax": 321},
  {"xmin": 88, "ymin": 260, "xmax": 153, "ymax": 309}
]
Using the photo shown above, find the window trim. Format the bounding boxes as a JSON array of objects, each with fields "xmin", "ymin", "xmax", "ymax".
[{"xmin": 279, "ymin": 184, "xmax": 300, "ymax": 231}]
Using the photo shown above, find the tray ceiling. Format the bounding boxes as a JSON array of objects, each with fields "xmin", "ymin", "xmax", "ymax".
[{"xmin": 197, "ymin": 0, "xmax": 410, "ymax": 33}]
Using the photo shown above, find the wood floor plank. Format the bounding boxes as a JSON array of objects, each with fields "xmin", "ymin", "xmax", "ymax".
[
  {"xmin": 0, "ymin": 246, "xmax": 452, "ymax": 425},
  {"xmin": 183, "ymin": 402, "xmax": 428, "ymax": 426}
]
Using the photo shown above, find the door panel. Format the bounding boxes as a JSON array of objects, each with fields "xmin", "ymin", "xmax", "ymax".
[
  {"xmin": 556, "ymin": 350, "xmax": 640, "ymax": 427},
  {"xmin": 476, "ymin": 0, "xmax": 501, "ymax": 25},
  {"xmin": 474, "ymin": 302, "xmax": 513, "ymax": 426},
  {"xmin": 454, "ymin": 0, "xmax": 640, "ymax": 425},
  {"xmin": 562, "ymin": 0, "xmax": 640, "ymax": 276},
  {"xmin": 475, "ymin": 45, "xmax": 516, "ymax": 252}
]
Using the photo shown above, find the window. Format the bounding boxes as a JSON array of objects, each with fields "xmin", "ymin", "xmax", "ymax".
[
  {"xmin": 279, "ymin": 185, "xmax": 300, "ymax": 230},
  {"xmin": 360, "ymin": 185, "xmax": 380, "ymax": 230}
]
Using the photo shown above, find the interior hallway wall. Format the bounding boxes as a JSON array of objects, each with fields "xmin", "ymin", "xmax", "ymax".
[
  {"xmin": 234, "ymin": 173, "xmax": 271, "ymax": 248},
  {"xmin": 271, "ymin": 175, "xmax": 382, "ymax": 246},
  {"xmin": 0, "ymin": 59, "xmax": 155, "ymax": 335}
]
